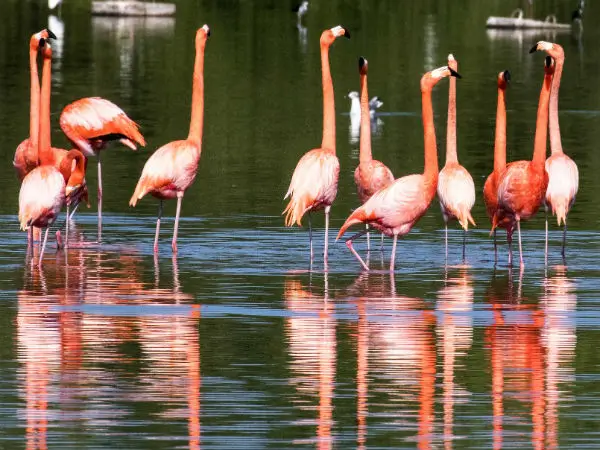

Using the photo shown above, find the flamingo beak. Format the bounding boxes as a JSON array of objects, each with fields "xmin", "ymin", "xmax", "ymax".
[
  {"xmin": 449, "ymin": 67, "xmax": 462, "ymax": 79},
  {"xmin": 47, "ymin": 29, "xmax": 57, "ymax": 40},
  {"xmin": 529, "ymin": 44, "xmax": 539, "ymax": 53},
  {"xmin": 342, "ymin": 27, "xmax": 351, "ymax": 38}
]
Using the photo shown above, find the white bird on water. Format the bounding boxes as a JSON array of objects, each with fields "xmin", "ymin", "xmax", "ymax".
[
  {"xmin": 293, "ymin": 1, "xmax": 309, "ymax": 24},
  {"xmin": 49, "ymin": 0, "xmax": 62, "ymax": 10},
  {"xmin": 347, "ymin": 91, "xmax": 383, "ymax": 120}
]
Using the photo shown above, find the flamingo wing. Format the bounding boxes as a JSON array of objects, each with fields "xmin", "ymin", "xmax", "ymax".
[
  {"xmin": 283, "ymin": 149, "xmax": 340, "ymax": 226},
  {"xmin": 438, "ymin": 164, "xmax": 476, "ymax": 229},
  {"xmin": 18, "ymin": 166, "xmax": 65, "ymax": 230},
  {"xmin": 545, "ymin": 154, "xmax": 579, "ymax": 224},
  {"xmin": 130, "ymin": 140, "xmax": 200, "ymax": 205}
]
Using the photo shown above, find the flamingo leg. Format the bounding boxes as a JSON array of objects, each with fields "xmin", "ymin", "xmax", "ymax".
[
  {"xmin": 324, "ymin": 206, "xmax": 330, "ymax": 264},
  {"xmin": 65, "ymin": 204, "xmax": 70, "ymax": 249},
  {"xmin": 380, "ymin": 233, "xmax": 384, "ymax": 252},
  {"xmin": 97, "ymin": 152, "xmax": 103, "ymax": 241},
  {"xmin": 38, "ymin": 227, "xmax": 50, "ymax": 268},
  {"xmin": 561, "ymin": 220, "xmax": 567, "ymax": 261},
  {"xmin": 28, "ymin": 227, "xmax": 33, "ymax": 249},
  {"xmin": 493, "ymin": 229, "xmax": 497, "ymax": 265},
  {"xmin": 507, "ymin": 229, "xmax": 513, "ymax": 267},
  {"xmin": 308, "ymin": 212, "xmax": 313, "ymax": 262},
  {"xmin": 345, "ymin": 229, "xmax": 369, "ymax": 271},
  {"xmin": 172, "ymin": 193, "xmax": 183, "ymax": 254},
  {"xmin": 517, "ymin": 220, "xmax": 524, "ymax": 269},
  {"xmin": 366, "ymin": 224, "xmax": 370, "ymax": 252},
  {"xmin": 69, "ymin": 202, "xmax": 80, "ymax": 221},
  {"xmin": 544, "ymin": 207, "xmax": 548, "ymax": 266},
  {"xmin": 154, "ymin": 200, "xmax": 163, "ymax": 254},
  {"xmin": 390, "ymin": 234, "xmax": 398, "ymax": 272},
  {"xmin": 462, "ymin": 229, "xmax": 466, "ymax": 263}
]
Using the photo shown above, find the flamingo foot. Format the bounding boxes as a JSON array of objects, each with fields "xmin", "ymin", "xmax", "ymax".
[{"xmin": 346, "ymin": 239, "xmax": 369, "ymax": 271}]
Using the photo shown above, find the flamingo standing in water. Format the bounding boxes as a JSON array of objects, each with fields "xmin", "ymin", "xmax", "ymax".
[
  {"xmin": 13, "ymin": 29, "xmax": 56, "ymax": 181},
  {"xmin": 283, "ymin": 25, "xmax": 350, "ymax": 265},
  {"xmin": 337, "ymin": 65, "xmax": 461, "ymax": 271},
  {"xmin": 19, "ymin": 42, "xmax": 88, "ymax": 266},
  {"xmin": 483, "ymin": 70, "xmax": 511, "ymax": 264},
  {"xmin": 60, "ymin": 93, "xmax": 145, "ymax": 238},
  {"xmin": 531, "ymin": 42, "xmax": 579, "ymax": 261},
  {"xmin": 437, "ymin": 54, "xmax": 476, "ymax": 262},
  {"xmin": 492, "ymin": 56, "xmax": 553, "ymax": 268},
  {"xmin": 129, "ymin": 25, "xmax": 210, "ymax": 254},
  {"xmin": 353, "ymin": 56, "xmax": 394, "ymax": 250}
]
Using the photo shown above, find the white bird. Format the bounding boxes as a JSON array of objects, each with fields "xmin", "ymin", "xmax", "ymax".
[
  {"xmin": 293, "ymin": 1, "xmax": 309, "ymax": 23},
  {"xmin": 49, "ymin": 0, "xmax": 62, "ymax": 11},
  {"xmin": 348, "ymin": 91, "xmax": 383, "ymax": 120}
]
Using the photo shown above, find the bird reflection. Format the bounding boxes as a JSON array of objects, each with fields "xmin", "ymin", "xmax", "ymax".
[
  {"xmin": 284, "ymin": 272, "xmax": 335, "ymax": 449},
  {"xmin": 436, "ymin": 267, "xmax": 474, "ymax": 448},
  {"xmin": 17, "ymin": 248, "xmax": 200, "ymax": 448},
  {"xmin": 48, "ymin": 15, "xmax": 64, "ymax": 85}
]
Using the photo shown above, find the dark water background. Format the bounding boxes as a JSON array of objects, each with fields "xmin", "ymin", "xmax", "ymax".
[{"xmin": 0, "ymin": 0, "xmax": 599, "ymax": 447}]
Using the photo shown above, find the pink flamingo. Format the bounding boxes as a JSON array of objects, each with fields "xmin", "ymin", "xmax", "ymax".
[
  {"xmin": 283, "ymin": 25, "xmax": 350, "ymax": 264},
  {"xmin": 129, "ymin": 25, "xmax": 210, "ymax": 254},
  {"xmin": 19, "ymin": 41, "xmax": 88, "ymax": 266},
  {"xmin": 437, "ymin": 54, "xmax": 475, "ymax": 262},
  {"xmin": 531, "ymin": 42, "xmax": 579, "ymax": 261},
  {"xmin": 353, "ymin": 56, "xmax": 394, "ymax": 251},
  {"xmin": 483, "ymin": 70, "xmax": 511, "ymax": 264},
  {"xmin": 13, "ymin": 29, "xmax": 56, "ymax": 181},
  {"xmin": 337, "ymin": 65, "xmax": 461, "ymax": 271},
  {"xmin": 492, "ymin": 56, "xmax": 552, "ymax": 268}
]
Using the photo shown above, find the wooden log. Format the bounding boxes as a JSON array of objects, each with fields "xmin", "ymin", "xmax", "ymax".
[{"xmin": 92, "ymin": 1, "xmax": 176, "ymax": 17}]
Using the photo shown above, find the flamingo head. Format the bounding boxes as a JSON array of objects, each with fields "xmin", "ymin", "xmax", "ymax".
[
  {"xmin": 39, "ymin": 40, "xmax": 52, "ymax": 60},
  {"xmin": 497, "ymin": 70, "xmax": 510, "ymax": 90},
  {"xmin": 447, "ymin": 53, "xmax": 458, "ymax": 72},
  {"xmin": 320, "ymin": 25, "xmax": 350, "ymax": 45},
  {"xmin": 421, "ymin": 65, "xmax": 461, "ymax": 91},
  {"xmin": 358, "ymin": 56, "xmax": 368, "ymax": 76},
  {"xmin": 544, "ymin": 55, "xmax": 555, "ymax": 76},
  {"xmin": 529, "ymin": 41, "xmax": 564, "ymax": 60},
  {"xmin": 196, "ymin": 24, "xmax": 210, "ymax": 47},
  {"xmin": 30, "ymin": 28, "xmax": 56, "ymax": 52}
]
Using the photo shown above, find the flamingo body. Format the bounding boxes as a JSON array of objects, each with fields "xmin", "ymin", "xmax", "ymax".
[
  {"xmin": 14, "ymin": 139, "xmax": 36, "ymax": 181},
  {"xmin": 60, "ymin": 97, "xmax": 145, "ymax": 156},
  {"xmin": 130, "ymin": 140, "xmax": 200, "ymax": 204},
  {"xmin": 19, "ymin": 166, "xmax": 65, "ymax": 230},
  {"xmin": 354, "ymin": 161, "xmax": 393, "ymax": 204},
  {"xmin": 545, "ymin": 154, "xmax": 578, "ymax": 226},
  {"xmin": 483, "ymin": 172, "xmax": 512, "ymax": 230},
  {"xmin": 283, "ymin": 149, "xmax": 339, "ymax": 226},
  {"xmin": 438, "ymin": 163, "xmax": 476, "ymax": 229},
  {"xmin": 497, "ymin": 161, "xmax": 548, "ymax": 223}
]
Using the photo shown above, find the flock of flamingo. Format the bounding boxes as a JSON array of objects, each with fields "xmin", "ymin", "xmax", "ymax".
[{"xmin": 15, "ymin": 24, "xmax": 577, "ymax": 271}]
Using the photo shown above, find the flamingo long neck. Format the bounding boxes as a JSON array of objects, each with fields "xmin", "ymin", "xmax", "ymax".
[
  {"xmin": 532, "ymin": 71, "xmax": 552, "ymax": 167},
  {"xmin": 320, "ymin": 42, "xmax": 336, "ymax": 153},
  {"xmin": 28, "ymin": 47, "xmax": 40, "ymax": 164},
  {"xmin": 445, "ymin": 70, "xmax": 458, "ymax": 164},
  {"xmin": 358, "ymin": 71, "xmax": 372, "ymax": 165},
  {"xmin": 494, "ymin": 88, "xmax": 507, "ymax": 174},
  {"xmin": 38, "ymin": 50, "xmax": 54, "ymax": 166},
  {"xmin": 549, "ymin": 55, "xmax": 564, "ymax": 155},
  {"xmin": 421, "ymin": 88, "xmax": 439, "ymax": 185},
  {"xmin": 187, "ymin": 39, "xmax": 206, "ymax": 147},
  {"xmin": 60, "ymin": 151, "xmax": 85, "ymax": 183}
]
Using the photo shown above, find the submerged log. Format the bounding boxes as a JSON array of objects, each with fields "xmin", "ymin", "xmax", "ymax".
[{"xmin": 91, "ymin": 1, "xmax": 176, "ymax": 17}]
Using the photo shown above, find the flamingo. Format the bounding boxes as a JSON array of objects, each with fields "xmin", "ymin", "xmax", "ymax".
[
  {"xmin": 492, "ymin": 56, "xmax": 553, "ymax": 268},
  {"xmin": 483, "ymin": 70, "xmax": 511, "ymax": 264},
  {"xmin": 283, "ymin": 25, "xmax": 350, "ymax": 265},
  {"xmin": 13, "ymin": 29, "xmax": 56, "ymax": 181},
  {"xmin": 531, "ymin": 42, "xmax": 579, "ymax": 261},
  {"xmin": 437, "ymin": 54, "xmax": 476, "ymax": 262},
  {"xmin": 19, "ymin": 41, "xmax": 87, "ymax": 266},
  {"xmin": 129, "ymin": 25, "xmax": 210, "ymax": 254},
  {"xmin": 353, "ymin": 56, "xmax": 394, "ymax": 250},
  {"xmin": 337, "ymin": 65, "xmax": 461, "ymax": 272}
]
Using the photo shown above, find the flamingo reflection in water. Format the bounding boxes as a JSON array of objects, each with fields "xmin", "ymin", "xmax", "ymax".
[
  {"xmin": 284, "ymin": 272, "xmax": 335, "ymax": 449},
  {"xmin": 435, "ymin": 267, "xmax": 474, "ymax": 446},
  {"xmin": 17, "ymin": 249, "xmax": 201, "ymax": 448}
]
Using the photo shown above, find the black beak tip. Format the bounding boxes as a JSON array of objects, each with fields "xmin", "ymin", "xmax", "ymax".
[
  {"xmin": 358, "ymin": 56, "xmax": 367, "ymax": 70},
  {"xmin": 545, "ymin": 56, "xmax": 552, "ymax": 67},
  {"xmin": 529, "ymin": 44, "xmax": 538, "ymax": 54},
  {"xmin": 207, "ymin": 29, "xmax": 211, "ymax": 37},
  {"xmin": 343, "ymin": 27, "xmax": 351, "ymax": 39},
  {"xmin": 503, "ymin": 70, "xmax": 511, "ymax": 84},
  {"xmin": 38, "ymin": 37, "xmax": 46, "ymax": 49},
  {"xmin": 47, "ymin": 29, "xmax": 57, "ymax": 40},
  {"xmin": 449, "ymin": 67, "xmax": 462, "ymax": 79}
]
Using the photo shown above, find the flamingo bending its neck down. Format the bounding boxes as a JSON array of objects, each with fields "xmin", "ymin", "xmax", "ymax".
[
  {"xmin": 437, "ymin": 54, "xmax": 475, "ymax": 262},
  {"xmin": 283, "ymin": 25, "xmax": 350, "ymax": 265},
  {"xmin": 483, "ymin": 70, "xmax": 511, "ymax": 264},
  {"xmin": 60, "ymin": 97, "xmax": 145, "ymax": 238},
  {"xmin": 13, "ymin": 29, "xmax": 56, "ymax": 181},
  {"xmin": 129, "ymin": 25, "xmax": 210, "ymax": 254},
  {"xmin": 531, "ymin": 42, "xmax": 579, "ymax": 261},
  {"xmin": 492, "ymin": 56, "xmax": 552, "ymax": 268},
  {"xmin": 337, "ymin": 65, "xmax": 461, "ymax": 272},
  {"xmin": 353, "ymin": 56, "xmax": 394, "ymax": 250}
]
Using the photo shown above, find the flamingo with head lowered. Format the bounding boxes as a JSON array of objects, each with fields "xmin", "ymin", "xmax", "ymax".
[
  {"xmin": 530, "ymin": 42, "xmax": 579, "ymax": 261},
  {"xmin": 437, "ymin": 54, "xmax": 476, "ymax": 262},
  {"xmin": 492, "ymin": 55, "xmax": 553, "ymax": 268},
  {"xmin": 337, "ymin": 65, "xmax": 461, "ymax": 272},
  {"xmin": 129, "ymin": 25, "xmax": 210, "ymax": 254},
  {"xmin": 283, "ymin": 25, "xmax": 350, "ymax": 266}
]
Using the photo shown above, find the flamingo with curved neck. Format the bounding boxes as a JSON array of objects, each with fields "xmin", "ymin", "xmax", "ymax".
[
  {"xmin": 283, "ymin": 25, "xmax": 350, "ymax": 265},
  {"xmin": 353, "ymin": 56, "xmax": 394, "ymax": 250},
  {"xmin": 337, "ymin": 65, "xmax": 461, "ymax": 272},
  {"xmin": 493, "ymin": 56, "xmax": 553, "ymax": 268},
  {"xmin": 437, "ymin": 54, "xmax": 476, "ymax": 263},
  {"xmin": 531, "ymin": 41, "xmax": 579, "ymax": 261},
  {"xmin": 130, "ymin": 25, "xmax": 210, "ymax": 254},
  {"xmin": 483, "ymin": 70, "xmax": 510, "ymax": 263}
]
